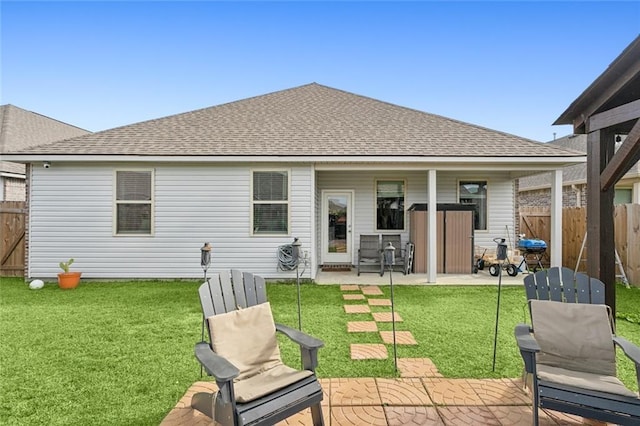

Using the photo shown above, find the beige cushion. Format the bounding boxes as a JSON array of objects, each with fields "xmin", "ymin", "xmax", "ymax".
[
  {"xmin": 530, "ymin": 300, "xmax": 616, "ymax": 376},
  {"xmin": 538, "ymin": 365, "xmax": 638, "ymax": 398},
  {"xmin": 207, "ymin": 302, "xmax": 312, "ymax": 403}
]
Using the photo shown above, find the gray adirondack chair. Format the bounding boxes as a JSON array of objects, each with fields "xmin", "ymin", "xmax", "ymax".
[
  {"xmin": 515, "ymin": 267, "xmax": 640, "ymax": 425},
  {"xmin": 357, "ymin": 234, "xmax": 382, "ymax": 276},
  {"xmin": 192, "ymin": 270, "xmax": 325, "ymax": 426}
]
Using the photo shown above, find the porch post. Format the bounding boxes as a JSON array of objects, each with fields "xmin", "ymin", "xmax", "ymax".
[
  {"xmin": 427, "ymin": 169, "xmax": 437, "ymax": 283},
  {"xmin": 550, "ymin": 169, "xmax": 563, "ymax": 267}
]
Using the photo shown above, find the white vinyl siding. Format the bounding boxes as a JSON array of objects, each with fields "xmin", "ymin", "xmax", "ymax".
[{"xmin": 28, "ymin": 163, "xmax": 313, "ymax": 279}]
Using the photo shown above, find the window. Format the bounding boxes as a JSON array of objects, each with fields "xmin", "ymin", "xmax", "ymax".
[
  {"xmin": 252, "ymin": 170, "xmax": 289, "ymax": 235},
  {"xmin": 614, "ymin": 188, "xmax": 632, "ymax": 205},
  {"xmin": 376, "ymin": 180, "xmax": 405, "ymax": 230},
  {"xmin": 115, "ymin": 170, "xmax": 153, "ymax": 235},
  {"xmin": 459, "ymin": 181, "xmax": 487, "ymax": 230}
]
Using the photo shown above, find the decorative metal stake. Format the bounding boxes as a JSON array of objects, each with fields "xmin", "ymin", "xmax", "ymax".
[
  {"xmin": 384, "ymin": 242, "xmax": 398, "ymax": 374},
  {"xmin": 492, "ymin": 238, "xmax": 508, "ymax": 371},
  {"xmin": 200, "ymin": 242, "xmax": 211, "ymax": 282},
  {"xmin": 292, "ymin": 238, "xmax": 303, "ymax": 331}
]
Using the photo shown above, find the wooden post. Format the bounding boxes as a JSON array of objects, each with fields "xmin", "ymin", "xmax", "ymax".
[{"xmin": 586, "ymin": 129, "xmax": 616, "ymax": 313}]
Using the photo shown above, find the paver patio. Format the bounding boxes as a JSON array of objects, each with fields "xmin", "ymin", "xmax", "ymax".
[{"xmin": 161, "ymin": 283, "xmax": 611, "ymax": 425}]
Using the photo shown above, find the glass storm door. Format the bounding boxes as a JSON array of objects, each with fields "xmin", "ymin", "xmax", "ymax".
[{"xmin": 322, "ymin": 191, "xmax": 353, "ymax": 264}]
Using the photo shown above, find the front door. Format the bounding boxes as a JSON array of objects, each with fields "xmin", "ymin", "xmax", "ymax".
[{"xmin": 322, "ymin": 191, "xmax": 353, "ymax": 264}]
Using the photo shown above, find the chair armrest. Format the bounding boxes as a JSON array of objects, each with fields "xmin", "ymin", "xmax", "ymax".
[
  {"xmin": 514, "ymin": 323, "xmax": 539, "ymax": 374},
  {"xmin": 514, "ymin": 324, "xmax": 539, "ymax": 352},
  {"xmin": 194, "ymin": 341, "xmax": 239, "ymax": 382},
  {"xmin": 614, "ymin": 337, "xmax": 640, "ymax": 365},
  {"xmin": 275, "ymin": 323, "xmax": 324, "ymax": 350}
]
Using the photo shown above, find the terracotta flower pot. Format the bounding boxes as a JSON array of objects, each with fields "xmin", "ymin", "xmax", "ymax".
[{"xmin": 57, "ymin": 272, "xmax": 82, "ymax": 289}]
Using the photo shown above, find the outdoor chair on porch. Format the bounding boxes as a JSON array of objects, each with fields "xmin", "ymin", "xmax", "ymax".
[
  {"xmin": 192, "ymin": 270, "xmax": 325, "ymax": 426},
  {"xmin": 515, "ymin": 267, "xmax": 640, "ymax": 425},
  {"xmin": 357, "ymin": 234, "xmax": 382, "ymax": 276}
]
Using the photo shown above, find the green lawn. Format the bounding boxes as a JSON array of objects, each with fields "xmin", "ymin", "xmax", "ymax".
[{"xmin": 1, "ymin": 277, "xmax": 638, "ymax": 425}]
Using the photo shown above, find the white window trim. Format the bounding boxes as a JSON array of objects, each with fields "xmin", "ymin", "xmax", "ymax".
[
  {"xmin": 250, "ymin": 168, "xmax": 291, "ymax": 236},
  {"xmin": 374, "ymin": 178, "xmax": 407, "ymax": 232},
  {"xmin": 457, "ymin": 179, "xmax": 489, "ymax": 233},
  {"xmin": 113, "ymin": 169, "xmax": 155, "ymax": 236}
]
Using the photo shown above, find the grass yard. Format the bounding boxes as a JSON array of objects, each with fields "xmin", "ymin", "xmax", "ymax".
[{"xmin": 1, "ymin": 277, "xmax": 638, "ymax": 425}]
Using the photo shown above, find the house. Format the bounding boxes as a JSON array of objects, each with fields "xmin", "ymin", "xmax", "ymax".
[
  {"xmin": 518, "ymin": 133, "xmax": 640, "ymax": 207},
  {"xmin": 3, "ymin": 83, "xmax": 585, "ymax": 282},
  {"xmin": 0, "ymin": 105, "xmax": 90, "ymax": 201}
]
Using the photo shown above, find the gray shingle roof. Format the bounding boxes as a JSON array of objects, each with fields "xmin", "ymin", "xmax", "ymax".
[
  {"xmin": 519, "ymin": 134, "xmax": 639, "ymax": 190},
  {"xmin": 12, "ymin": 84, "xmax": 582, "ymax": 158},
  {"xmin": 0, "ymin": 104, "xmax": 90, "ymax": 174}
]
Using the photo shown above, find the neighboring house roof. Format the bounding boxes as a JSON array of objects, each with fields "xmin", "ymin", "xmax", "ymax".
[
  {"xmin": 519, "ymin": 134, "xmax": 640, "ymax": 191},
  {"xmin": 0, "ymin": 104, "xmax": 90, "ymax": 175},
  {"xmin": 6, "ymin": 83, "xmax": 583, "ymax": 162}
]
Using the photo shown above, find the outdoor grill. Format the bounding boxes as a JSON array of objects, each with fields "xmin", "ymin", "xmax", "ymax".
[{"xmin": 517, "ymin": 237, "xmax": 547, "ymax": 272}]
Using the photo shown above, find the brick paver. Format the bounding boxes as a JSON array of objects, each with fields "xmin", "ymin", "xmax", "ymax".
[
  {"xmin": 467, "ymin": 378, "xmax": 532, "ymax": 405},
  {"xmin": 437, "ymin": 406, "xmax": 502, "ymax": 425},
  {"xmin": 422, "ymin": 378, "xmax": 485, "ymax": 406},
  {"xmin": 350, "ymin": 343, "xmax": 388, "ymax": 360},
  {"xmin": 384, "ymin": 406, "xmax": 444, "ymax": 426},
  {"xmin": 331, "ymin": 406, "xmax": 387, "ymax": 426},
  {"xmin": 376, "ymin": 378, "xmax": 432, "ymax": 406},
  {"xmin": 379, "ymin": 330, "xmax": 417, "ymax": 345},
  {"xmin": 330, "ymin": 378, "xmax": 382, "ymax": 406}
]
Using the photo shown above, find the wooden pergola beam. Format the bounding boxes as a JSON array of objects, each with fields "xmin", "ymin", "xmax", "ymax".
[{"xmin": 600, "ymin": 119, "xmax": 640, "ymax": 191}]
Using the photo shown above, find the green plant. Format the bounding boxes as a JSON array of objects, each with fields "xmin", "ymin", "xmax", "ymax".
[{"xmin": 58, "ymin": 258, "xmax": 74, "ymax": 273}]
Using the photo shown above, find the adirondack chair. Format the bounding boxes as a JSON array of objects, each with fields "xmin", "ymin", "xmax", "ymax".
[
  {"xmin": 192, "ymin": 270, "xmax": 325, "ymax": 426},
  {"xmin": 357, "ymin": 234, "xmax": 382, "ymax": 276},
  {"xmin": 515, "ymin": 267, "xmax": 640, "ymax": 425},
  {"xmin": 523, "ymin": 266, "xmax": 605, "ymax": 304},
  {"xmin": 380, "ymin": 234, "xmax": 413, "ymax": 275}
]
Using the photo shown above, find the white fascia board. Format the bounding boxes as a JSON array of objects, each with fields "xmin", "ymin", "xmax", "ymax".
[{"xmin": 1, "ymin": 154, "xmax": 586, "ymax": 168}]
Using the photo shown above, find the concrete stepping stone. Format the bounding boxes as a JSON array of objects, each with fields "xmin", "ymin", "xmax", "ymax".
[
  {"xmin": 340, "ymin": 284, "xmax": 360, "ymax": 291},
  {"xmin": 397, "ymin": 358, "xmax": 442, "ymax": 378},
  {"xmin": 360, "ymin": 286, "xmax": 383, "ymax": 295},
  {"xmin": 376, "ymin": 378, "xmax": 433, "ymax": 406},
  {"xmin": 343, "ymin": 294, "xmax": 365, "ymax": 300},
  {"xmin": 344, "ymin": 304, "xmax": 371, "ymax": 314},
  {"xmin": 368, "ymin": 298, "xmax": 392, "ymax": 306},
  {"xmin": 347, "ymin": 321, "xmax": 378, "ymax": 332},
  {"xmin": 372, "ymin": 312, "xmax": 403, "ymax": 322},
  {"xmin": 380, "ymin": 331, "xmax": 417, "ymax": 345},
  {"xmin": 350, "ymin": 343, "xmax": 388, "ymax": 360}
]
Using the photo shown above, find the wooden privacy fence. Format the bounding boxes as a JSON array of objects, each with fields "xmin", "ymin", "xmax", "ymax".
[
  {"xmin": 0, "ymin": 201, "xmax": 26, "ymax": 277},
  {"xmin": 520, "ymin": 205, "xmax": 640, "ymax": 286}
]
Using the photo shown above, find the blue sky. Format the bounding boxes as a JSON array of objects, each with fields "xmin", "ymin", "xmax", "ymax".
[{"xmin": 1, "ymin": 1, "xmax": 639, "ymax": 142}]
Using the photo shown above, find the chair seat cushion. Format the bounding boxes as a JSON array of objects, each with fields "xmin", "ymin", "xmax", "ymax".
[
  {"xmin": 208, "ymin": 302, "xmax": 282, "ymax": 381},
  {"xmin": 234, "ymin": 364, "xmax": 313, "ymax": 403},
  {"xmin": 538, "ymin": 364, "xmax": 638, "ymax": 398}
]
